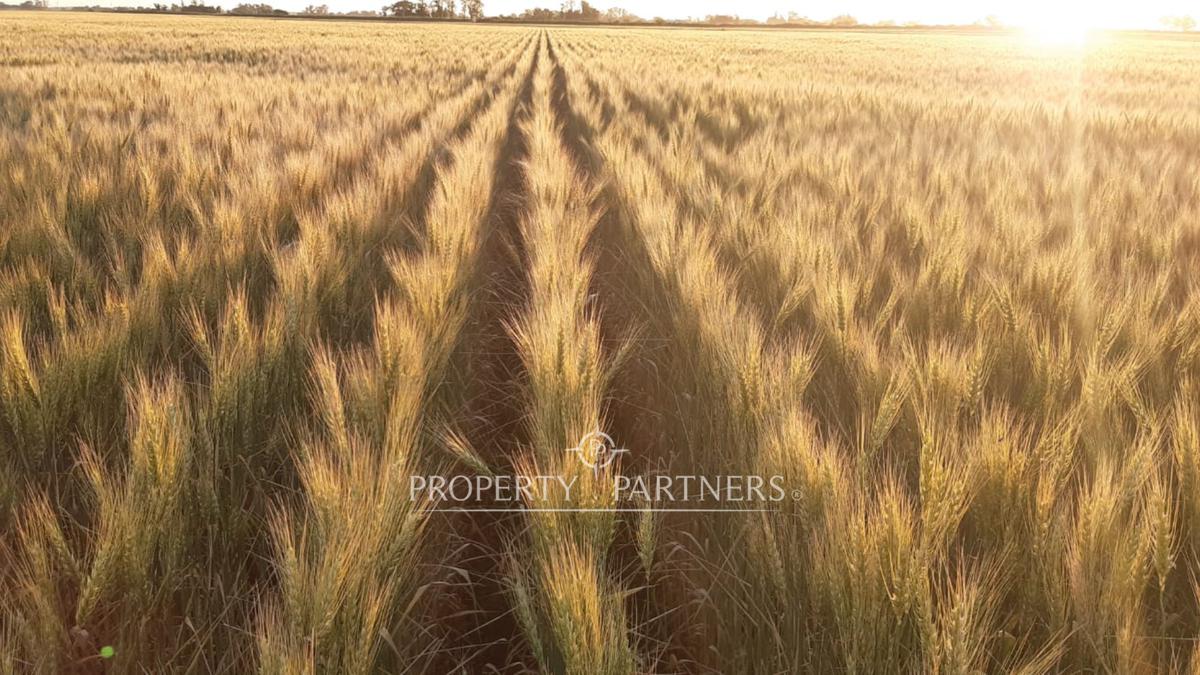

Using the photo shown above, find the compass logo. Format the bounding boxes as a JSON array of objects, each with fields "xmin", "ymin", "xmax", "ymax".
[{"xmin": 566, "ymin": 430, "xmax": 629, "ymax": 470}]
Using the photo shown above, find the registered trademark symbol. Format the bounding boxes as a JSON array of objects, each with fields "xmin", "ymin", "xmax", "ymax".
[{"xmin": 791, "ymin": 488, "xmax": 803, "ymax": 501}]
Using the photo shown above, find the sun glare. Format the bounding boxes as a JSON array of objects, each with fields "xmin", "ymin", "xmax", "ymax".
[
  {"xmin": 1025, "ymin": 23, "xmax": 1089, "ymax": 46},
  {"xmin": 1019, "ymin": 14, "xmax": 1093, "ymax": 47}
]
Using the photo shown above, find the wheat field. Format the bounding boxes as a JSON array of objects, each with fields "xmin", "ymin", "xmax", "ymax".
[{"xmin": 2, "ymin": 11, "xmax": 1200, "ymax": 674}]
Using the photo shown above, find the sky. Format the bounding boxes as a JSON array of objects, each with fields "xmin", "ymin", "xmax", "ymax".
[{"xmin": 53, "ymin": 0, "xmax": 1197, "ymax": 28}]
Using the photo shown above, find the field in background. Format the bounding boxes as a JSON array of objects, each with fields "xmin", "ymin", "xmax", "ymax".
[{"xmin": 2, "ymin": 11, "xmax": 1200, "ymax": 673}]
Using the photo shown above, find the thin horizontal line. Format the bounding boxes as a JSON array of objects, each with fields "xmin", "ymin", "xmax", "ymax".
[{"xmin": 430, "ymin": 508, "xmax": 775, "ymax": 513}]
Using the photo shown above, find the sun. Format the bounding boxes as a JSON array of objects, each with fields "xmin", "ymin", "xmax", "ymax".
[
  {"xmin": 1024, "ymin": 23, "xmax": 1090, "ymax": 46},
  {"xmin": 1015, "ymin": 11, "xmax": 1094, "ymax": 47}
]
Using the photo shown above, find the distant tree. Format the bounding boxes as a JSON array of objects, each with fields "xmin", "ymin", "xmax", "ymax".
[
  {"xmin": 518, "ymin": 6, "xmax": 558, "ymax": 20},
  {"xmin": 429, "ymin": 0, "xmax": 455, "ymax": 18},
  {"xmin": 984, "ymin": 14, "xmax": 1003, "ymax": 27},
  {"xmin": 829, "ymin": 14, "xmax": 857, "ymax": 26},
  {"xmin": 177, "ymin": 0, "xmax": 220, "ymax": 13},
  {"xmin": 602, "ymin": 6, "xmax": 636, "ymax": 22},
  {"xmin": 559, "ymin": 0, "xmax": 574, "ymax": 17},
  {"xmin": 1161, "ymin": 15, "xmax": 1196, "ymax": 31},
  {"xmin": 303, "ymin": 3, "xmax": 328, "ymax": 13},
  {"xmin": 579, "ymin": 0, "xmax": 599, "ymax": 21},
  {"xmin": 230, "ymin": 2, "xmax": 275, "ymax": 13},
  {"xmin": 875, "ymin": 19, "xmax": 895, "ymax": 26},
  {"xmin": 386, "ymin": 0, "xmax": 429, "ymax": 14},
  {"xmin": 460, "ymin": 0, "xmax": 481, "ymax": 19}
]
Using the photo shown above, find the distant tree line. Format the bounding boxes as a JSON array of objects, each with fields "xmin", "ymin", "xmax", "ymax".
[
  {"xmin": 496, "ymin": 0, "xmax": 641, "ymax": 23},
  {"xmin": 489, "ymin": 7, "xmax": 932, "ymax": 27},
  {"xmin": 381, "ymin": 0, "xmax": 482, "ymax": 20},
  {"xmin": 137, "ymin": 0, "xmax": 217, "ymax": 12},
  {"xmin": 230, "ymin": 2, "xmax": 286, "ymax": 14}
]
